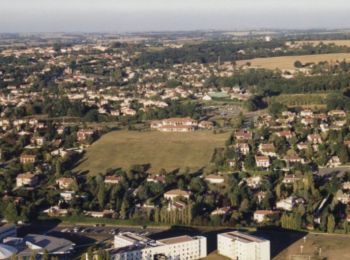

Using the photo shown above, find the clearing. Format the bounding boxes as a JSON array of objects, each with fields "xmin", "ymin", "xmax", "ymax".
[
  {"xmin": 75, "ymin": 130, "xmax": 230, "ymax": 175},
  {"xmin": 237, "ymin": 53, "xmax": 350, "ymax": 70}
]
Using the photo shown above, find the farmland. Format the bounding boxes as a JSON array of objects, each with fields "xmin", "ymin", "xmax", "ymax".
[
  {"xmin": 237, "ymin": 53, "xmax": 350, "ymax": 70},
  {"xmin": 75, "ymin": 130, "xmax": 230, "ymax": 175},
  {"xmin": 296, "ymin": 40, "xmax": 350, "ymax": 47}
]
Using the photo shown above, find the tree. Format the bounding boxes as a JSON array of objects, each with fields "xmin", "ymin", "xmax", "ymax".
[
  {"xmin": 55, "ymin": 159, "xmax": 62, "ymax": 176},
  {"xmin": 268, "ymin": 102, "xmax": 286, "ymax": 117},
  {"xmin": 42, "ymin": 250, "xmax": 49, "ymax": 260},
  {"xmin": 4, "ymin": 202, "xmax": 18, "ymax": 223},
  {"xmin": 327, "ymin": 214, "xmax": 336, "ymax": 233},
  {"xmin": 97, "ymin": 184, "xmax": 106, "ymax": 209},
  {"xmin": 337, "ymin": 145, "xmax": 349, "ymax": 164}
]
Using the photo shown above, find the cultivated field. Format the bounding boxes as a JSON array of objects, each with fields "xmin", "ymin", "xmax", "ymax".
[
  {"xmin": 75, "ymin": 130, "xmax": 230, "ymax": 175},
  {"xmin": 296, "ymin": 40, "xmax": 350, "ymax": 47},
  {"xmin": 237, "ymin": 53, "xmax": 350, "ymax": 70}
]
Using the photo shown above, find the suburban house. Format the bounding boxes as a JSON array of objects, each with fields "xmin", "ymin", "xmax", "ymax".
[
  {"xmin": 253, "ymin": 210, "xmax": 279, "ymax": 223},
  {"xmin": 235, "ymin": 130, "xmax": 253, "ymax": 141},
  {"xmin": 16, "ymin": 172, "xmax": 39, "ymax": 188},
  {"xmin": 164, "ymin": 189, "xmax": 190, "ymax": 201},
  {"xmin": 259, "ymin": 143, "xmax": 277, "ymax": 157},
  {"xmin": 104, "ymin": 176, "xmax": 122, "ymax": 184},
  {"xmin": 255, "ymin": 156, "xmax": 270, "ymax": 168},
  {"xmin": 204, "ymin": 175, "xmax": 225, "ymax": 184},
  {"xmin": 56, "ymin": 177, "xmax": 75, "ymax": 190},
  {"xmin": 19, "ymin": 153, "xmax": 36, "ymax": 164},
  {"xmin": 151, "ymin": 117, "xmax": 198, "ymax": 132},
  {"xmin": 236, "ymin": 143, "xmax": 250, "ymax": 155}
]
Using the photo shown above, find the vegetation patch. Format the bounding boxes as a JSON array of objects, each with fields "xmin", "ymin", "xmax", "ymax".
[{"xmin": 75, "ymin": 130, "xmax": 230, "ymax": 175}]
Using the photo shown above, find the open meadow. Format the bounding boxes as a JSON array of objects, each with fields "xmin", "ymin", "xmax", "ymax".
[
  {"xmin": 237, "ymin": 53, "xmax": 350, "ymax": 70},
  {"xmin": 75, "ymin": 130, "xmax": 230, "ymax": 175}
]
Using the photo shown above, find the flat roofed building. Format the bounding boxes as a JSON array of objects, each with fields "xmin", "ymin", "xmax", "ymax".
[
  {"xmin": 0, "ymin": 224, "xmax": 16, "ymax": 242},
  {"xmin": 111, "ymin": 232, "xmax": 207, "ymax": 260},
  {"xmin": 217, "ymin": 231, "xmax": 270, "ymax": 260}
]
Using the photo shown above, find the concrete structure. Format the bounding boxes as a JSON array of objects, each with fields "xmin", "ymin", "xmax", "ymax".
[
  {"xmin": 4, "ymin": 234, "xmax": 75, "ymax": 259},
  {"xmin": 217, "ymin": 231, "xmax": 270, "ymax": 260},
  {"xmin": 111, "ymin": 232, "xmax": 207, "ymax": 260},
  {"xmin": 0, "ymin": 244, "xmax": 17, "ymax": 259},
  {"xmin": 0, "ymin": 224, "xmax": 16, "ymax": 242}
]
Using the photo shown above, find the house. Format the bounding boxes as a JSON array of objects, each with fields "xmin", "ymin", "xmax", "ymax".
[
  {"xmin": 44, "ymin": 206, "xmax": 70, "ymax": 217},
  {"xmin": 327, "ymin": 156, "xmax": 341, "ymax": 168},
  {"xmin": 328, "ymin": 110, "xmax": 346, "ymax": 117},
  {"xmin": 198, "ymin": 121, "xmax": 214, "ymax": 129},
  {"xmin": 344, "ymin": 140, "xmax": 350, "ymax": 148},
  {"xmin": 283, "ymin": 155, "xmax": 305, "ymax": 164},
  {"xmin": 300, "ymin": 110, "xmax": 313, "ymax": 117},
  {"xmin": 259, "ymin": 143, "xmax": 277, "ymax": 157},
  {"xmin": 235, "ymin": 130, "xmax": 253, "ymax": 141},
  {"xmin": 60, "ymin": 191, "xmax": 75, "ymax": 202},
  {"xmin": 276, "ymin": 196, "xmax": 300, "ymax": 211},
  {"xmin": 307, "ymin": 134, "xmax": 322, "ymax": 144},
  {"xmin": 282, "ymin": 174, "xmax": 302, "ymax": 184},
  {"xmin": 19, "ymin": 153, "xmax": 36, "ymax": 164},
  {"xmin": 301, "ymin": 117, "xmax": 314, "ymax": 126},
  {"xmin": 297, "ymin": 142, "xmax": 309, "ymax": 150},
  {"xmin": 151, "ymin": 117, "xmax": 198, "ymax": 132},
  {"xmin": 255, "ymin": 191, "xmax": 267, "ymax": 203},
  {"xmin": 211, "ymin": 207, "xmax": 232, "ymax": 216},
  {"xmin": 236, "ymin": 143, "xmax": 250, "ymax": 155},
  {"xmin": 31, "ymin": 136, "xmax": 45, "ymax": 146},
  {"xmin": 56, "ymin": 177, "xmax": 75, "ymax": 190},
  {"xmin": 255, "ymin": 156, "xmax": 270, "ymax": 168},
  {"xmin": 276, "ymin": 130, "xmax": 294, "ymax": 139},
  {"xmin": 204, "ymin": 175, "xmax": 225, "ymax": 184},
  {"xmin": 253, "ymin": 210, "xmax": 279, "ymax": 223},
  {"xmin": 335, "ymin": 190, "xmax": 350, "ymax": 204},
  {"xmin": 245, "ymin": 176, "xmax": 262, "ymax": 189},
  {"xmin": 146, "ymin": 174, "xmax": 166, "ymax": 184},
  {"xmin": 84, "ymin": 210, "xmax": 114, "ymax": 218},
  {"xmin": 164, "ymin": 189, "xmax": 190, "ymax": 201},
  {"xmin": 104, "ymin": 176, "xmax": 122, "ymax": 184},
  {"xmin": 167, "ymin": 200, "xmax": 187, "ymax": 211},
  {"xmin": 343, "ymin": 181, "xmax": 350, "ymax": 190},
  {"xmin": 16, "ymin": 172, "xmax": 39, "ymax": 187},
  {"xmin": 77, "ymin": 129, "xmax": 95, "ymax": 141}
]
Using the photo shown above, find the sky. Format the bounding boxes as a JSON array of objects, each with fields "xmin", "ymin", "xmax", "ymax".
[{"xmin": 0, "ymin": 0, "xmax": 350, "ymax": 32}]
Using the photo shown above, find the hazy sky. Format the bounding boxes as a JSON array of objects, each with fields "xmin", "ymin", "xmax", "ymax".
[{"xmin": 0, "ymin": 0, "xmax": 350, "ymax": 32}]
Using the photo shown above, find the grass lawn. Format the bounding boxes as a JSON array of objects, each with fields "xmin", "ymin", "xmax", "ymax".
[
  {"xmin": 75, "ymin": 130, "xmax": 230, "ymax": 175},
  {"xmin": 237, "ymin": 53, "xmax": 350, "ymax": 70}
]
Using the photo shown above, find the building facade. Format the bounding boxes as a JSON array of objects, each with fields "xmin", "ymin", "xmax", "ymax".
[
  {"xmin": 111, "ymin": 232, "xmax": 207, "ymax": 260},
  {"xmin": 217, "ymin": 231, "xmax": 270, "ymax": 260}
]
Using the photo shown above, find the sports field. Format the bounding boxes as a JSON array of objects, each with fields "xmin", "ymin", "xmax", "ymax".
[
  {"xmin": 75, "ymin": 130, "xmax": 230, "ymax": 175},
  {"xmin": 237, "ymin": 53, "xmax": 350, "ymax": 70}
]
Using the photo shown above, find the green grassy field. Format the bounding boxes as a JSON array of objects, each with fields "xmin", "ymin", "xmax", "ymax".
[
  {"xmin": 265, "ymin": 93, "xmax": 329, "ymax": 108},
  {"xmin": 75, "ymin": 130, "xmax": 230, "ymax": 175}
]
